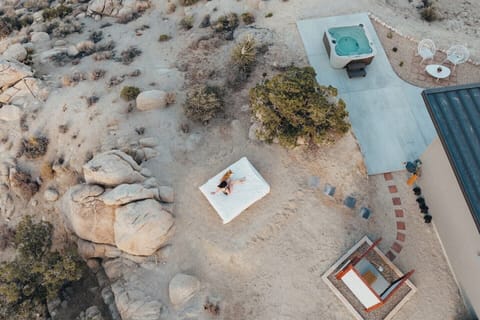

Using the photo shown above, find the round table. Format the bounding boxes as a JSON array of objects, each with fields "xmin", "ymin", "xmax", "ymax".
[{"xmin": 425, "ymin": 64, "xmax": 451, "ymax": 80}]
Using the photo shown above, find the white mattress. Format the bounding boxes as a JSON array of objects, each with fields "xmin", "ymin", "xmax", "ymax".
[{"xmin": 199, "ymin": 157, "xmax": 270, "ymax": 224}]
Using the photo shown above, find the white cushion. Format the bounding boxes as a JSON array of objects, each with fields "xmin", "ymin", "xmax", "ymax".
[{"xmin": 199, "ymin": 157, "xmax": 270, "ymax": 224}]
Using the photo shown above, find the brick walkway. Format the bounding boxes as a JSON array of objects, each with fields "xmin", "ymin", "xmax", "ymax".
[{"xmin": 383, "ymin": 172, "xmax": 406, "ymax": 261}]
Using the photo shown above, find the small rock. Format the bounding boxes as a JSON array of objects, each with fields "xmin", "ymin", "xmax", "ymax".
[
  {"xmin": 54, "ymin": 40, "xmax": 67, "ymax": 47},
  {"xmin": 140, "ymin": 168, "xmax": 152, "ymax": 177},
  {"xmin": 136, "ymin": 90, "xmax": 168, "ymax": 111},
  {"xmin": 0, "ymin": 105, "xmax": 21, "ymax": 121},
  {"xmin": 4, "ymin": 43, "xmax": 27, "ymax": 62},
  {"xmin": 169, "ymin": 273, "xmax": 200, "ymax": 306},
  {"xmin": 139, "ymin": 137, "xmax": 157, "ymax": 148},
  {"xmin": 199, "ymin": 15, "xmax": 210, "ymax": 28},
  {"xmin": 30, "ymin": 31, "xmax": 50, "ymax": 43},
  {"xmin": 142, "ymin": 147, "xmax": 158, "ymax": 160},
  {"xmin": 44, "ymin": 188, "xmax": 60, "ymax": 202},
  {"xmin": 158, "ymin": 186, "xmax": 174, "ymax": 203},
  {"xmin": 86, "ymin": 258, "xmax": 101, "ymax": 272}
]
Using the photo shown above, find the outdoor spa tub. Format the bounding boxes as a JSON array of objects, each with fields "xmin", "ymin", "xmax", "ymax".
[{"xmin": 323, "ymin": 24, "xmax": 376, "ymax": 69}]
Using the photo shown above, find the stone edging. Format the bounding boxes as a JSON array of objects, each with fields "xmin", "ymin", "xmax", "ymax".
[
  {"xmin": 383, "ymin": 172, "xmax": 406, "ymax": 261},
  {"xmin": 368, "ymin": 12, "xmax": 480, "ymax": 66}
]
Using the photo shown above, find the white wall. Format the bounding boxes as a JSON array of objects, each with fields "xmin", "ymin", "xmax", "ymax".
[{"xmin": 421, "ymin": 138, "xmax": 480, "ymax": 318}]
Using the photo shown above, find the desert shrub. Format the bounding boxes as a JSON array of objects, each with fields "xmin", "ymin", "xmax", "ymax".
[
  {"xmin": 265, "ymin": 12, "xmax": 273, "ymax": 18},
  {"xmin": 21, "ymin": 136, "xmax": 49, "ymax": 159},
  {"xmin": 249, "ymin": 66, "xmax": 350, "ymax": 147},
  {"xmin": 241, "ymin": 12, "xmax": 255, "ymax": 25},
  {"xmin": 212, "ymin": 13, "xmax": 238, "ymax": 33},
  {"xmin": 89, "ymin": 31, "xmax": 103, "ymax": 43},
  {"xmin": 48, "ymin": 19, "xmax": 82, "ymax": 38},
  {"xmin": 91, "ymin": 68, "xmax": 106, "ymax": 80},
  {"xmin": 158, "ymin": 34, "xmax": 172, "ymax": 42},
  {"xmin": 420, "ymin": 6, "xmax": 438, "ymax": 22},
  {"xmin": 119, "ymin": 46, "xmax": 142, "ymax": 65},
  {"xmin": 24, "ymin": 0, "xmax": 49, "ymax": 11},
  {"xmin": 165, "ymin": 92, "xmax": 176, "ymax": 105},
  {"xmin": 179, "ymin": 0, "xmax": 199, "ymax": 6},
  {"xmin": 0, "ymin": 216, "xmax": 84, "ymax": 319},
  {"xmin": 184, "ymin": 86, "xmax": 223, "ymax": 123},
  {"xmin": 9, "ymin": 168, "xmax": 39, "ymax": 199},
  {"xmin": 120, "ymin": 86, "xmax": 141, "ymax": 101},
  {"xmin": 180, "ymin": 15, "xmax": 194, "ymax": 30},
  {"xmin": 40, "ymin": 161, "xmax": 55, "ymax": 181},
  {"xmin": 0, "ymin": 16, "xmax": 23, "ymax": 39},
  {"xmin": 0, "ymin": 224, "xmax": 14, "ymax": 250},
  {"xmin": 166, "ymin": 3, "xmax": 176, "ymax": 13},
  {"xmin": 42, "ymin": 4, "xmax": 72, "ymax": 21},
  {"xmin": 231, "ymin": 35, "xmax": 257, "ymax": 72}
]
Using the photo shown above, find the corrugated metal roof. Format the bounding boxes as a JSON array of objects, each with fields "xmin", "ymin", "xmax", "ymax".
[{"xmin": 422, "ymin": 83, "xmax": 480, "ymax": 232}]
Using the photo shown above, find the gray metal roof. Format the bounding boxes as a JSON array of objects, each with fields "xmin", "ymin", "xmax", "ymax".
[{"xmin": 422, "ymin": 83, "xmax": 480, "ymax": 231}]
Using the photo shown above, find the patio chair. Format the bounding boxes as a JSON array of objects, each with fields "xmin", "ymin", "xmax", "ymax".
[
  {"xmin": 417, "ymin": 39, "xmax": 436, "ymax": 64},
  {"xmin": 443, "ymin": 45, "xmax": 469, "ymax": 71}
]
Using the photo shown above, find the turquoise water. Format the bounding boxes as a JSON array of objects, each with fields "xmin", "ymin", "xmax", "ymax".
[{"xmin": 328, "ymin": 26, "xmax": 373, "ymax": 56}]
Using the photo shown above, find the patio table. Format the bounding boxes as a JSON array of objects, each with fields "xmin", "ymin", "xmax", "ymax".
[{"xmin": 425, "ymin": 64, "xmax": 451, "ymax": 81}]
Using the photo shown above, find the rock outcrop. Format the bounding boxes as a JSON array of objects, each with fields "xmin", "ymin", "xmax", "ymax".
[
  {"xmin": 63, "ymin": 184, "xmax": 116, "ymax": 245},
  {"xmin": 101, "ymin": 183, "xmax": 158, "ymax": 206},
  {"xmin": 87, "ymin": 0, "xmax": 151, "ymax": 17},
  {"xmin": 0, "ymin": 104, "xmax": 21, "ymax": 121},
  {"xmin": 111, "ymin": 280, "xmax": 165, "ymax": 320},
  {"xmin": 3, "ymin": 43, "xmax": 27, "ymax": 62},
  {"xmin": 114, "ymin": 199, "xmax": 174, "ymax": 256},
  {"xmin": 83, "ymin": 150, "xmax": 146, "ymax": 187}
]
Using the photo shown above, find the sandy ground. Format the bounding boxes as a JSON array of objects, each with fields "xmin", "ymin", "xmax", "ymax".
[{"xmin": 2, "ymin": 0, "xmax": 479, "ymax": 319}]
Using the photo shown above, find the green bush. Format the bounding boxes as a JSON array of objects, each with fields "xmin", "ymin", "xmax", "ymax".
[
  {"xmin": 158, "ymin": 34, "xmax": 172, "ymax": 42},
  {"xmin": 184, "ymin": 86, "xmax": 223, "ymax": 123},
  {"xmin": 241, "ymin": 12, "xmax": 255, "ymax": 25},
  {"xmin": 179, "ymin": 15, "xmax": 194, "ymax": 30},
  {"xmin": 120, "ymin": 86, "xmax": 141, "ymax": 101},
  {"xmin": 0, "ymin": 216, "xmax": 84, "ymax": 319},
  {"xmin": 249, "ymin": 67, "xmax": 350, "ymax": 147},
  {"xmin": 231, "ymin": 35, "xmax": 256, "ymax": 72}
]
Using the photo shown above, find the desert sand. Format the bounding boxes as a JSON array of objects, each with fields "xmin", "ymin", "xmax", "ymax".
[{"xmin": 0, "ymin": 0, "xmax": 479, "ymax": 319}]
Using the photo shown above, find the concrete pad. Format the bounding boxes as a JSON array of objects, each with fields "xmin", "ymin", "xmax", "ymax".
[{"xmin": 297, "ymin": 13, "xmax": 436, "ymax": 174}]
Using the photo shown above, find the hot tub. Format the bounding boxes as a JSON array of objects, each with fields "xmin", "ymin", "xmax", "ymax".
[{"xmin": 323, "ymin": 24, "xmax": 376, "ymax": 69}]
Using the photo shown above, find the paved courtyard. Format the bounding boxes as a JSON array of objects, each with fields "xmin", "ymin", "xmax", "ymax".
[{"xmin": 296, "ymin": 13, "xmax": 437, "ymax": 174}]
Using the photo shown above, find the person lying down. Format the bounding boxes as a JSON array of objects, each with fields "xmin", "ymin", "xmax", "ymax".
[{"xmin": 211, "ymin": 169, "xmax": 246, "ymax": 196}]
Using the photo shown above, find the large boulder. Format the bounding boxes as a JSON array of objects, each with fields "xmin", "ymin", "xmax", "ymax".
[
  {"xmin": 111, "ymin": 280, "xmax": 165, "ymax": 320},
  {"xmin": 114, "ymin": 199, "xmax": 174, "ymax": 256},
  {"xmin": 0, "ymin": 59, "xmax": 33, "ymax": 89},
  {"xmin": 3, "ymin": 43, "xmax": 27, "ymax": 62},
  {"xmin": 168, "ymin": 273, "xmax": 200, "ymax": 306},
  {"xmin": 136, "ymin": 90, "xmax": 167, "ymax": 111},
  {"xmin": 87, "ymin": 0, "xmax": 124, "ymax": 16},
  {"xmin": 77, "ymin": 238, "xmax": 122, "ymax": 259},
  {"xmin": 0, "ymin": 76, "xmax": 48, "ymax": 104},
  {"xmin": 0, "ymin": 105, "xmax": 21, "ymax": 121},
  {"xmin": 101, "ymin": 183, "xmax": 158, "ymax": 206},
  {"xmin": 83, "ymin": 150, "xmax": 146, "ymax": 187},
  {"xmin": 62, "ymin": 184, "xmax": 116, "ymax": 245},
  {"xmin": 30, "ymin": 32, "xmax": 50, "ymax": 43}
]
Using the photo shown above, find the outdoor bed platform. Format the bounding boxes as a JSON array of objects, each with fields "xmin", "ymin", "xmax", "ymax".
[{"xmin": 322, "ymin": 236, "xmax": 417, "ymax": 320}]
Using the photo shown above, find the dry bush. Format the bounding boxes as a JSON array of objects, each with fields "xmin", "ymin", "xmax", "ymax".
[
  {"xmin": 165, "ymin": 92, "xmax": 176, "ymax": 105},
  {"xmin": 91, "ymin": 69, "xmax": 106, "ymax": 80},
  {"xmin": 50, "ymin": 52, "xmax": 71, "ymax": 67},
  {"xmin": 180, "ymin": 15, "xmax": 194, "ymax": 30},
  {"xmin": 184, "ymin": 86, "xmax": 223, "ymax": 123},
  {"xmin": 119, "ymin": 46, "xmax": 142, "ymax": 65},
  {"xmin": 20, "ymin": 136, "xmax": 49, "ymax": 159},
  {"xmin": 86, "ymin": 96, "xmax": 99, "ymax": 107},
  {"xmin": 0, "ymin": 224, "xmax": 15, "ymax": 250},
  {"xmin": 89, "ymin": 31, "xmax": 103, "ymax": 43},
  {"xmin": 179, "ymin": 0, "xmax": 199, "ymax": 6},
  {"xmin": 24, "ymin": 0, "xmax": 49, "ymax": 11},
  {"xmin": 58, "ymin": 124, "xmax": 69, "ymax": 134},
  {"xmin": 76, "ymin": 40, "xmax": 95, "ymax": 54},
  {"xmin": 93, "ymin": 51, "xmax": 113, "ymax": 61},
  {"xmin": 228, "ymin": 35, "xmax": 257, "ymax": 86},
  {"xmin": 10, "ymin": 167, "xmax": 40, "ymax": 199},
  {"xmin": 420, "ymin": 6, "xmax": 438, "ymax": 21},
  {"xmin": 40, "ymin": 161, "xmax": 55, "ymax": 181},
  {"xmin": 62, "ymin": 72, "xmax": 87, "ymax": 87},
  {"xmin": 212, "ymin": 13, "xmax": 239, "ymax": 33},
  {"xmin": 49, "ymin": 19, "xmax": 82, "ymax": 38},
  {"xmin": 166, "ymin": 2, "xmax": 176, "ymax": 13},
  {"xmin": 108, "ymin": 76, "xmax": 125, "ymax": 87},
  {"xmin": 42, "ymin": 4, "xmax": 72, "ymax": 20},
  {"xmin": 241, "ymin": 12, "xmax": 255, "ymax": 25},
  {"xmin": 120, "ymin": 86, "xmax": 141, "ymax": 101}
]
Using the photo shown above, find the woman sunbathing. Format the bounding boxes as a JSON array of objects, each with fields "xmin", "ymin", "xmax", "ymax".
[{"xmin": 211, "ymin": 169, "xmax": 246, "ymax": 195}]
